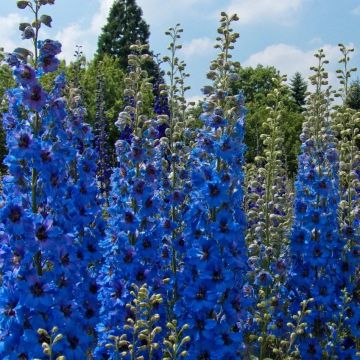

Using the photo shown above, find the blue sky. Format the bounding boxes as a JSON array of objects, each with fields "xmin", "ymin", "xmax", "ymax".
[{"xmin": 1, "ymin": 0, "xmax": 359, "ymax": 99}]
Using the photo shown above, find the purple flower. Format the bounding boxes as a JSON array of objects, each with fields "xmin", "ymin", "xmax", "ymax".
[
  {"xmin": 254, "ymin": 271, "xmax": 273, "ymax": 287},
  {"xmin": 38, "ymin": 39, "xmax": 61, "ymax": 56},
  {"xmin": 39, "ymin": 55, "xmax": 60, "ymax": 73},
  {"xmin": 13, "ymin": 64, "xmax": 37, "ymax": 86},
  {"xmin": 23, "ymin": 83, "xmax": 47, "ymax": 111}
]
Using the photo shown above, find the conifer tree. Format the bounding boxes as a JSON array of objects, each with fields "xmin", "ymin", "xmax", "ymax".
[
  {"xmin": 290, "ymin": 72, "xmax": 307, "ymax": 111},
  {"xmin": 96, "ymin": 0, "xmax": 160, "ymax": 83}
]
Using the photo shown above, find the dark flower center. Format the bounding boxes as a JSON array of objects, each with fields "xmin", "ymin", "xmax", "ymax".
[
  {"xmin": 142, "ymin": 238, "xmax": 151, "ymax": 249},
  {"xmin": 30, "ymin": 282, "xmax": 44, "ymax": 297},
  {"xmin": 36, "ymin": 225, "xmax": 48, "ymax": 241},
  {"xmin": 9, "ymin": 206, "xmax": 22, "ymax": 223},
  {"xmin": 40, "ymin": 150, "xmax": 52, "ymax": 162},
  {"xmin": 196, "ymin": 285, "xmax": 206, "ymax": 300},
  {"xmin": 67, "ymin": 335, "xmax": 79, "ymax": 349},
  {"xmin": 21, "ymin": 67, "xmax": 33, "ymax": 80},
  {"xmin": 136, "ymin": 269, "xmax": 146, "ymax": 282},
  {"xmin": 30, "ymin": 89, "xmax": 41, "ymax": 101},
  {"xmin": 209, "ymin": 184, "xmax": 220, "ymax": 197},
  {"xmin": 124, "ymin": 212, "xmax": 134, "ymax": 223},
  {"xmin": 61, "ymin": 304, "xmax": 72, "ymax": 317},
  {"xmin": 19, "ymin": 133, "xmax": 30, "ymax": 148}
]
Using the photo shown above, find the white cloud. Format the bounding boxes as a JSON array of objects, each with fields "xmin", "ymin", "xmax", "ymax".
[
  {"xmin": 90, "ymin": 0, "xmax": 114, "ymax": 33},
  {"xmin": 138, "ymin": 0, "xmax": 211, "ymax": 24},
  {"xmin": 0, "ymin": 13, "xmax": 29, "ymax": 52},
  {"xmin": 309, "ymin": 36, "xmax": 323, "ymax": 45},
  {"xmin": 56, "ymin": 0, "xmax": 114, "ymax": 62},
  {"xmin": 55, "ymin": 0, "xmax": 213, "ymax": 62},
  {"xmin": 186, "ymin": 95, "xmax": 205, "ymax": 104},
  {"xmin": 243, "ymin": 43, "xmax": 350, "ymax": 89},
  {"xmin": 224, "ymin": 0, "xmax": 303, "ymax": 25},
  {"xmin": 351, "ymin": 5, "xmax": 360, "ymax": 15},
  {"xmin": 180, "ymin": 37, "xmax": 215, "ymax": 58}
]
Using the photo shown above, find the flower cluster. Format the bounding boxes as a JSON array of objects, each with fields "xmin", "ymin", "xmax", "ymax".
[
  {"xmin": 0, "ymin": 2, "xmax": 104, "ymax": 356},
  {"xmin": 95, "ymin": 42, "xmax": 169, "ymax": 358},
  {"xmin": 2, "ymin": 1, "xmax": 360, "ymax": 358},
  {"xmin": 94, "ymin": 70, "xmax": 112, "ymax": 200},
  {"xmin": 244, "ymin": 79, "xmax": 293, "ymax": 357},
  {"xmin": 174, "ymin": 14, "xmax": 249, "ymax": 359},
  {"xmin": 287, "ymin": 50, "xmax": 355, "ymax": 358}
]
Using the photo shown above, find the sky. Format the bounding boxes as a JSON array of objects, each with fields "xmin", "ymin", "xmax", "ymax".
[{"xmin": 1, "ymin": 0, "xmax": 360, "ymax": 100}]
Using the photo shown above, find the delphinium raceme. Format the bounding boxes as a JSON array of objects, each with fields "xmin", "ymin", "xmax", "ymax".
[
  {"xmin": 96, "ymin": 42, "xmax": 167, "ymax": 359},
  {"xmin": 244, "ymin": 77, "xmax": 294, "ymax": 359},
  {"xmin": 149, "ymin": 25, "xmax": 194, "ymax": 355},
  {"xmin": 94, "ymin": 67, "xmax": 112, "ymax": 201},
  {"xmin": 176, "ymin": 12, "xmax": 249, "ymax": 359},
  {"xmin": 159, "ymin": 24, "xmax": 193, "ymax": 310},
  {"xmin": 65, "ymin": 59, "xmax": 107, "ymax": 354},
  {"xmin": 152, "ymin": 55, "xmax": 170, "ymax": 138},
  {"xmin": 288, "ymin": 49, "xmax": 349, "ymax": 358},
  {"xmin": 0, "ymin": 1, "xmax": 101, "ymax": 358},
  {"xmin": 332, "ymin": 45, "xmax": 360, "ymax": 355}
]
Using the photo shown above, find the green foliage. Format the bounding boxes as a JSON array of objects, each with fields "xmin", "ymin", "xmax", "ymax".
[
  {"xmin": 81, "ymin": 55, "xmax": 125, "ymax": 148},
  {"xmin": 346, "ymin": 79, "xmax": 360, "ymax": 110},
  {"xmin": 289, "ymin": 72, "xmax": 307, "ymax": 112},
  {"xmin": 97, "ymin": 0, "xmax": 150, "ymax": 69},
  {"xmin": 96, "ymin": 0, "xmax": 160, "ymax": 84},
  {"xmin": 231, "ymin": 65, "xmax": 304, "ymax": 176},
  {"xmin": 0, "ymin": 62, "xmax": 16, "ymax": 174},
  {"xmin": 231, "ymin": 65, "xmax": 281, "ymax": 105}
]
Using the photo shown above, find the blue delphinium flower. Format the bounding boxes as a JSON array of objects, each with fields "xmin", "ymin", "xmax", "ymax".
[
  {"xmin": 96, "ymin": 42, "xmax": 168, "ymax": 359},
  {"xmin": 332, "ymin": 48, "xmax": 360, "ymax": 355},
  {"xmin": 94, "ymin": 71, "xmax": 112, "ymax": 200},
  {"xmin": 288, "ymin": 50, "xmax": 345, "ymax": 357},
  {"xmin": 0, "ymin": 28, "xmax": 103, "ymax": 359},
  {"xmin": 175, "ymin": 13, "xmax": 249, "ymax": 358},
  {"xmin": 242, "ymin": 81, "xmax": 295, "ymax": 357}
]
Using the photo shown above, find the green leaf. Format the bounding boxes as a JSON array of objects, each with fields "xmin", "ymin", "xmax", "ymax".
[
  {"xmin": 40, "ymin": 14, "xmax": 52, "ymax": 27},
  {"xmin": 17, "ymin": 1, "xmax": 29, "ymax": 9}
]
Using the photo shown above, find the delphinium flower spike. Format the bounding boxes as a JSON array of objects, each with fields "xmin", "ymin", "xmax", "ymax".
[
  {"xmin": 94, "ymin": 64, "xmax": 112, "ymax": 201},
  {"xmin": 158, "ymin": 24, "xmax": 193, "ymax": 315},
  {"xmin": 0, "ymin": 1, "xmax": 103, "ymax": 358},
  {"xmin": 288, "ymin": 49, "xmax": 348, "ymax": 358},
  {"xmin": 176, "ymin": 12, "xmax": 249, "ymax": 359},
  {"xmin": 96, "ymin": 41, "xmax": 167, "ymax": 359},
  {"xmin": 244, "ymin": 77, "xmax": 294, "ymax": 358},
  {"xmin": 332, "ymin": 45, "xmax": 360, "ymax": 356}
]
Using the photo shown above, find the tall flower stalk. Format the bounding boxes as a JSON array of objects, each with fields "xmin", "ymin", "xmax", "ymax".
[
  {"xmin": 176, "ymin": 13, "xmax": 248, "ymax": 359},
  {"xmin": 244, "ymin": 77, "xmax": 294, "ymax": 359},
  {"xmin": 287, "ymin": 50, "xmax": 351, "ymax": 358},
  {"xmin": 0, "ymin": 1, "xmax": 103, "ymax": 357},
  {"xmin": 96, "ymin": 42, "xmax": 168, "ymax": 358}
]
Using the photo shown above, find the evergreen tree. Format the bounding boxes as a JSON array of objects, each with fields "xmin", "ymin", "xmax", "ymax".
[
  {"xmin": 290, "ymin": 71, "xmax": 307, "ymax": 111},
  {"xmin": 346, "ymin": 79, "xmax": 360, "ymax": 110},
  {"xmin": 96, "ymin": 0, "xmax": 159, "ymax": 83}
]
